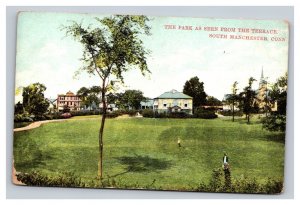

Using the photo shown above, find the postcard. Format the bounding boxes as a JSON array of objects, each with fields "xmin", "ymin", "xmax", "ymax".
[{"xmin": 13, "ymin": 12, "xmax": 289, "ymax": 194}]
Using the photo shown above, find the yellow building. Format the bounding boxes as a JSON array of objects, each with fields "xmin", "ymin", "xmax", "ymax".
[
  {"xmin": 256, "ymin": 69, "xmax": 277, "ymax": 112},
  {"xmin": 153, "ymin": 89, "xmax": 193, "ymax": 114}
]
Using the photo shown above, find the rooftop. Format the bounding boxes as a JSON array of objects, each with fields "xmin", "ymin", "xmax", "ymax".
[
  {"xmin": 58, "ymin": 91, "xmax": 76, "ymax": 96},
  {"xmin": 155, "ymin": 89, "xmax": 192, "ymax": 99}
]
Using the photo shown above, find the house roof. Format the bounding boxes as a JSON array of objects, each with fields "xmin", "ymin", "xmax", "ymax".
[
  {"xmin": 141, "ymin": 99, "xmax": 154, "ymax": 106},
  {"xmin": 47, "ymin": 98, "xmax": 57, "ymax": 103},
  {"xmin": 155, "ymin": 89, "xmax": 192, "ymax": 99},
  {"xmin": 66, "ymin": 91, "xmax": 75, "ymax": 96},
  {"xmin": 58, "ymin": 91, "xmax": 76, "ymax": 96}
]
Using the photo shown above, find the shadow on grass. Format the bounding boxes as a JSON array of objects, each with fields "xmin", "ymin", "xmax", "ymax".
[
  {"xmin": 112, "ymin": 155, "xmax": 172, "ymax": 177},
  {"xmin": 14, "ymin": 135, "xmax": 54, "ymax": 170},
  {"xmin": 264, "ymin": 132, "xmax": 285, "ymax": 143}
]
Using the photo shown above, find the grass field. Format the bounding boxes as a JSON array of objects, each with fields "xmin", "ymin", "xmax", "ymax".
[{"xmin": 13, "ymin": 116, "xmax": 285, "ymax": 190}]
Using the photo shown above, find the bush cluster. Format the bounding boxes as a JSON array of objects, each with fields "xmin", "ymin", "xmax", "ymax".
[
  {"xmin": 261, "ymin": 114, "xmax": 286, "ymax": 132},
  {"xmin": 197, "ymin": 168, "xmax": 283, "ymax": 194},
  {"xmin": 218, "ymin": 110, "xmax": 243, "ymax": 117},
  {"xmin": 15, "ymin": 169, "xmax": 283, "ymax": 194},
  {"xmin": 141, "ymin": 108, "xmax": 217, "ymax": 119},
  {"xmin": 14, "ymin": 113, "xmax": 34, "ymax": 122},
  {"xmin": 193, "ymin": 108, "xmax": 217, "ymax": 119},
  {"xmin": 70, "ymin": 110, "xmax": 102, "ymax": 116},
  {"xmin": 109, "ymin": 109, "xmax": 138, "ymax": 117},
  {"xmin": 16, "ymin": 171, "xmax": 86, "ymax": 187}
]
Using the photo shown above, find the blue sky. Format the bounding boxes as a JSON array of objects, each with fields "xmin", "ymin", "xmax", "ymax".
[{"xmin": 15, "ymin": 12, "xmax": 289, "ymax": 102}]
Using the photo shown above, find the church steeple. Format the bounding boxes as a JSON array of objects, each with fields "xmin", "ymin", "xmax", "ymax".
[
  {"xmin": 260, "ymin": 67, "xmax": 264, "ymax": 80},
  {"xmin": 259, "ymin": 66, "xmax": 267, "ymax": 87}
]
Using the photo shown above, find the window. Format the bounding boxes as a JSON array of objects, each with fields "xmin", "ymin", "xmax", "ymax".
[
  {"xmin": 185, "ymin": 103, "xmax": 188, "ymax": 107},
  {"xmin": 163, "ymin": 104, "xmax": 167, "ymax": 107}
]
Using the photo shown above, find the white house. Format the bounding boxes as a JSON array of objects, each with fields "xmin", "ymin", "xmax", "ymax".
[{"xmin": 153, "ymin": 89, "xmax": 193, "ymax": 114}]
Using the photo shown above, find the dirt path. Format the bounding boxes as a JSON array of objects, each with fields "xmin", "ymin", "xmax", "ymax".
[
  {"xmin": 13, "ymin": 119, "xmax": 67, "ymax": 132},
  {"xmin": 13, "ymin": 114, "xmax": 143, "ymax": 132}
]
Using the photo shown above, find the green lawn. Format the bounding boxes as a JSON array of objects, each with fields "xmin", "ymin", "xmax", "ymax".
[{"xmin": 13, "ymin": 116, "xmax": 285, "ymax": 190}]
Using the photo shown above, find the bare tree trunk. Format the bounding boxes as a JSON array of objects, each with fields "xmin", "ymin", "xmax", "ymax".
[
  {"xmin": 232, "ymin": 100, "xmax": 235, "ymax": 122},
  {"xmin": 98, "ymin": 82, "xmax": 107, "ymax": 179}
]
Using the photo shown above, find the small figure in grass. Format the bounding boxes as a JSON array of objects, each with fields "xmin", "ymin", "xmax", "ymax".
[
  {"xmin": 222, "ymin": 152, "xmax": 231, "ymax": 188},
  {"xmin": 222, "ymin": 152, "xmax": 230, "ymax": 170},
  {"xmin": 177, "ymin": 138, "xmax": 181, "ymax": 147}
]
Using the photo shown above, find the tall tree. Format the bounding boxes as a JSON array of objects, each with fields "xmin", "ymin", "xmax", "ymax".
[
  {"xmin": 77, "ymin": 86, "xmax": 101, "ymax": 110},
  {"xmin": 14, "ymin": 101, "xmax": 24, "ymax": 114},
  {"xmin": 77, "ymin": 87, "xmax": 90, "ymax": 109},
  {"xmin": 229, "ymin": 81, "xmax": 238, "ymax": 122},
  {"xmin": 22, "ymin": 83, "xmax": 50, "ymax": 117},
  {"xmin": 206, "ymin": 96, "xmax": 222, "ymax": 106},
  {"xmin": 239, "ymin": 77, "xmax": 256, "ymax": 123},
  {"xmin": 63, "ymin": 15, "xmax": 151, "ymax": 179},
  {"xmin": 120, "ymin": 90, "xmax": 145, "ymax": 110},
  {"xmin": 183, "ymin": 76, "xmax": 207, "ymax": 111},
  {"xmin": 262, "ymin": 72, "xmax": 287, "ymax": 131}
]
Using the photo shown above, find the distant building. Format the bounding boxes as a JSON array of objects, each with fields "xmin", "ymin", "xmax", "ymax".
[
  {"xmin": 57, "ymin": 91, "xmax": 81, "ymax": 111},
  {"xmin": 153, "ymin": 89, "xmax": 193, "ymax": 114},
  {"xmin": 47, "ymin": 98, "xmax": 57, "ymax": 113},
  {"xmin": 256, "ymin": 68, "xmax": 277, "ymax": 112},
  {"xmin": 222, "ymin": 68, "xmax": 277, "ymax": 112},
  {"xmin": 140, "ymin": 99, "xmax": 154, "ymax": 109},
  {"xmin": 222, "ymin": 94, "xmax": 239, "ymax": 111},
  {"xmin": 99, "ymin": 103, "xmax": 119, "ymax": 112}
]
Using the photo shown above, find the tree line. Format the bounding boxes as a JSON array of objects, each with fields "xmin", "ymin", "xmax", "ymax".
[{"xmin": 226, "ymin": 73, "xmax": 287, "ymax": 131}]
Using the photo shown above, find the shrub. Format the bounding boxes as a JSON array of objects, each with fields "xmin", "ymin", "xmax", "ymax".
[
  {"xmin": 125, "ymin": 109, "xmax": 138, "ymax": 116},
  {"xmin": 196, "ymin": 168, "xmax": 283, "ymax": 194},
  {"xmin": 14, "ymin": 113, "xmax": 34, "ymax": 122},
  {"xmin": 70, "ymin": 110, "xmax": 102, "ymax": 116},
  {"xmin": 169, "ymin": 112, "xmax": 189, "ymax": 118},
  {"xmin": 218, "ymin": 110, "xmax": 243, "ymax": 117},
  {"xmin": 106, "ymin": 112, "xmax": 120, "ymax": 118},
  {"xmin": 111, "ymin": 109, "xmax": 138, "ymax": 116},
  {"xmin": 142, "ymin": 109, "xmax": 155, "ymax": 118},
  {"xmin": 61, "ymin": 112, "xmax": 72, "ymax": 118},
  {"xmin": 193, "ymin": 108, "xmax": 217, "ymax": 119},
  {"xmin": 34, "ymin": 115, "xmax": 47, "ymax": 121},
  {"xmin": 16, "ymin": 171, "xmax": 86, "ymax": 187},
  {"xmin": 261, "ymin": 114, "xmax": 286, "ymax": 132},
  {"xmin": 44, "ymin": 114, "xmax": 53, "ymax": 120},
  {"xmin": 14, "ymin": 122, "xmax": 31, "ymax": 129},
  {"xmin": 51, "ymin": 112, "xmax": 65, "ymax": 119}
]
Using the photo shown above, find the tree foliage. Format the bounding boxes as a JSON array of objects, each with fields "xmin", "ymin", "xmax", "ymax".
[
  {"xmin": 106, "ymin": 90, "xmax": 146, "ymax": 110},
  {"xmin": 14, "ymin": 101, "xmax": 24, "ymax": 114},
  {"xmin": 183, "ymin": 76, "xmax": 207, "ymax": 109},
  {"xmin": 206, "ymin": 96, "xmax": 222, "ymax": 106},
  {"xmin": 121, "ymin": 90, "xmax": 145, "ymax": 110},
  {"xmin": 268, "ymin": 72, "xmax": 287, "ymax": 115},
  {"xmin": 63, "ymin": 15, "xmax": 151, "ymax": 178},
  {"xmin": 262, "ymin": 72, "xmax": 287, "ymax": 132},
  {"xmin": 226, "ymin": 81, "xmax": 239, "ymax": 122},
  {"xmin": 22, "ymin": 83, "xmax": 49, "ymax": 117},
  {"xmin": 77, "ymin": 86, "xmax": 101, "ymax": 110},
  {"xmin": 238, "ymin": 77, "xmax": 257, "ymax": 123}
]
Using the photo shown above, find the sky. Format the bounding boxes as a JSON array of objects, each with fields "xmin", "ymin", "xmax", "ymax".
[{"xmin": 15, "ymin": 12, "xmax": 289, "ymax": 103}]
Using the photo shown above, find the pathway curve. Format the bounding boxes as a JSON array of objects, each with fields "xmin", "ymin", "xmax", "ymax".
[
  {"xmin": 14, "ymin": 114, "xmax": 141, "ymax": 132},
  {"xmin": 13, "ymin": 119, "xmax": 67, "ymax": 132}
]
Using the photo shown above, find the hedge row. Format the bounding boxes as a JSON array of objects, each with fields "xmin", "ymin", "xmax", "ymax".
[
  {"xmin": 142, "ymin": 109, "xmax": 217, "ymax": 119},
  {"xmin": 16, "ymin": 169, "xmax": 283, "ymax": 193},
  {"xmin": 218, "ymin": 110, "xmax": 243, "ymax": 117}
]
